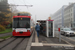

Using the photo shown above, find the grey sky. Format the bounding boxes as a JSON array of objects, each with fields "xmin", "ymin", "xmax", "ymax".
[{"xmin": 8, "ymin": 0, "xmax": 75, "ymax": 21}]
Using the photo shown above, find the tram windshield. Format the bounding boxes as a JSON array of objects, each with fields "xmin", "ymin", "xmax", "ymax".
[{"xmin": 13, "ymin": 18, "xmax": 30, "ymax": 28}]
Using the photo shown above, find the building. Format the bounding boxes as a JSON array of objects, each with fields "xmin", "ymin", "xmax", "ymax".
[
  {"xmin": 0, "ymin": 0, "xmax": 7, "ymax": 3},
  {"xmin": 64, "ymin": 3, "xmax": 75, "ymax": 28},
  {"xmin": 51, "ymin": 5, "xmax": 67, "ymax": 28}
]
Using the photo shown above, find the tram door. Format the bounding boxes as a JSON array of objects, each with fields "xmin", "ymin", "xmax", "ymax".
[{"xmin": 48, "ymin": 21, "xmax": 53, "ymax": 37}]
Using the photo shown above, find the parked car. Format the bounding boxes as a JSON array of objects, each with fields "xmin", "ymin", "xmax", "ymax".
[{"xmin": 60, "ymin": 28, "xmax": 75, "ymax": 36}]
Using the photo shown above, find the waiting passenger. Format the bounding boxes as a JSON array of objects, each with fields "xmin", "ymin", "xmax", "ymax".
[
  {"xmin": 35, "ymin": 23, "xmax": 40, "ymax": 37},
  {"xmin": 40, "ymin": 23, "xmax": 43, "ymax": 34}
]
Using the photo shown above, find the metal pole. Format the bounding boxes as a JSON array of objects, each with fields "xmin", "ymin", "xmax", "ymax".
[{"xmin": 59, "ymin": 31, "xmax": 61, "ymax": 42}]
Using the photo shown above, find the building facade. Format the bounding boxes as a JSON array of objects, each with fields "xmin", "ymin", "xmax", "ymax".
[
  {"xmin": 51, "ymin": 5, "xmax": 67, "ymax": 28},
  {"xmin": 0, "ymin": 0, "xmax": 7, "ymax": 2},
  {"xmin": 64, "ymin": 3, "xmax": 75, "ymax": 28}
]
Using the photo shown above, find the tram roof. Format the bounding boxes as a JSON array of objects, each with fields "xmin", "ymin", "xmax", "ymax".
[{"xmin": 37, "ymin": 20, "xmax": 46, "ymax": 22}]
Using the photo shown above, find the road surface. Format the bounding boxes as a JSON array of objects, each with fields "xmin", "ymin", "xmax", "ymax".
[{"xmin": 55, "ymin": 31, "xmax": 75, "ymax": 45}]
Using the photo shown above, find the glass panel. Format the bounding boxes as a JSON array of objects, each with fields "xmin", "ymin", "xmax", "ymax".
[
  {"xmin": 48, "ymin": 21, "xmax": 53, "ymax": 37},
  {"xmin": 13, "ymin": 18, "xmax": 30, "ymax": 28}
]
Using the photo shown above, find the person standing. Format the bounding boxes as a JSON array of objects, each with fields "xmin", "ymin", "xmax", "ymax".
[
  {"xmin": 35, "ymin": 23, "xmax": 40, "ymax": 37},
  {"xmin": 40, "ymin": 23, "xmax": 43, "ymax": 34}
]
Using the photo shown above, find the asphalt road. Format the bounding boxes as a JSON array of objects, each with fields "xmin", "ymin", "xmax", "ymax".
[
  {"xmin": 0, "ymin": 32, "xmax": 12, "ymax": 37},
  {"xmin": 55, "ymin": 31, "xmax": 75, "ymax": 45},
  {"xmin": 68, "ymin": 36, "xmax": 75, "ymax": 41},
  {"xmin": 0, "ymin": 37, "xmax": 30, "ymax": 50}
]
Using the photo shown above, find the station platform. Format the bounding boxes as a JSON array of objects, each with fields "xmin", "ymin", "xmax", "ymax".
[
  {"xmin": 30, "ymin": 31, "xmax": 75, "ymax": 50},
  {"xmin": 32, "ymin": 33, "xmax": 67, "ymax": 44}
]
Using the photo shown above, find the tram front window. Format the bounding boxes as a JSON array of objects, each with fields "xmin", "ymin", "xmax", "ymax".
[{"xmin": 13, "ymin": 18, "xmax": 30, "ymax": 28}]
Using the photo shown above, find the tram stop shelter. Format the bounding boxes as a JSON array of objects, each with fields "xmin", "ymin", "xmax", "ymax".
[{"xmin": 37, "ymin": 19, "xmax": 54, "ymax": 37}]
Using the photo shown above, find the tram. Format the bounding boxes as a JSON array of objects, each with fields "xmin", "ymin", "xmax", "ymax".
[{"xmin": 12, "ymin": 13, "xmax": 34, "ymax": 36}]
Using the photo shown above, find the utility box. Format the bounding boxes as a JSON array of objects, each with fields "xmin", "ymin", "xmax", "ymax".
[{"xmin": 46, "ymin": 20, "xmax": 54, "ymax": 37}]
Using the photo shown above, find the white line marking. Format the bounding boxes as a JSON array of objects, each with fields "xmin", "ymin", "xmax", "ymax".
[
  {"xmin": 55, "ymin": 31, "xmax": 75, "ymax": 42},
  {"xmin": 31, "ymin": 43, "xmax": 74, "ymax": 47},
  {"xmin": 61, "ymin": 38, "xmax": 73, "ymax": 45},
  {"xmin": 35, "ymin": 31, "xmax": 39, "ymax": 43},
  {"xmin": 43, "ymin": 43, "xmax": 74, "ymax": 47},
  {"xmin": 31, "ymin": 43, "xmax": 43, "ymax": 46},
  {"xmin": 55, "ymin": 33, "xmax": 74, "ymax": 45},
  {"xmin": 62, "ymin": 35, "xmax": 75, "ymax": 42}
]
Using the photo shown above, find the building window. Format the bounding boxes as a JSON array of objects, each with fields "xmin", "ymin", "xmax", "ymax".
[
  {"xmin": 71, "ymin": 13, "xmax": 72, "ymax": 16},
  {"xmin": 71, "ymin": 9, "xmax": 72, "ymax": 12}
]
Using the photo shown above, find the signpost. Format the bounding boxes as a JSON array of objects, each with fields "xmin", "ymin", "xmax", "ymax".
[{"xmin": 58, "ymin": 28, "xmax": 61, "ymax": 42}]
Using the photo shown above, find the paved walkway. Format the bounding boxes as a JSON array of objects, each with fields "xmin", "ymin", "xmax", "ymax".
[
  {"xmin": 0, "ymin": 32, "xmax": 12, "ymax": 37},
  {"xmin": 32, "ymin": 32, "xmax": 68, "ymax": 44}
]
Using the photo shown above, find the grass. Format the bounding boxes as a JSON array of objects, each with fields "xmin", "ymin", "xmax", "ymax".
[
  {"xmin": 0, "ymin": 28, "xmax": 12, "ymax": 34},
  {"xmin": 0, "ymin": 35, "xmax": 12, "ymax": 39}
]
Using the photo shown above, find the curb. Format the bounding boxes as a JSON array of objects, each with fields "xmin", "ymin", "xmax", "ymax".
[{"xmin": 26, "ymin": 31, "xmax": 35, "ymax": 50}]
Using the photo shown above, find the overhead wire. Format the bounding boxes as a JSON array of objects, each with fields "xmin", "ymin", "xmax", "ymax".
[
  {"xmin": 23, "ymin": 0, "xmax": 31, "ymax": 12},
  {"xmin": 10, "ymin": 0, "xmax": 32, "ymax": 12},
  {"xmin": 14, "ymin": 0, "xmax": 24, "ymax": 12},
  {"xmin": 17, "ymin": 0, "xmax": 26, "ymax": 12},
  {"xmin": 22, "ymin": 0, "xmax": 29, "ymax": 12},
  {"xmin": 23, "ymin": 0, "xmax": 26, "ymax": 5}
]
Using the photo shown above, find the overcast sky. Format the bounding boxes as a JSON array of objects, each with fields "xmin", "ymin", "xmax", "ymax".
[{"xmin": 8, "ymin": 0, "xmax": 75, "ymax": 21}]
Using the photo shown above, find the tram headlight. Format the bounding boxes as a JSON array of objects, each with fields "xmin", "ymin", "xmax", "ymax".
[
  {"xmin": 27, "ymin": 30, "xmax": 30, "ymax": 32},
  {"xmin": 13, "ymin": 30, "xmax": 15, "ymax": 32}
]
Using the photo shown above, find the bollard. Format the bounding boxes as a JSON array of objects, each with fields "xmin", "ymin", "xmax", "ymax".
[{"xmin": 58, "ymin": 28, "xmax": 61, "ymax": 42}]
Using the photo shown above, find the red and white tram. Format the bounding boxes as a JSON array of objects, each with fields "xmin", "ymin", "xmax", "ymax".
[{"xmin": 12, "ymin": 13, "xmax": 34, "ymax": 36}]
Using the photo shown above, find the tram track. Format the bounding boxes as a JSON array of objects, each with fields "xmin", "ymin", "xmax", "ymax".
[
  {"xmin": 0, "ymin": 37, "xmax": 30, "ymax": 50},
  {"xmin": 12, "ymin": 38, "xmax": 24, "ymax": 50},
  {"xmin": 0, "ymin": 37, "xmax": 17, "ymax": 49}
]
